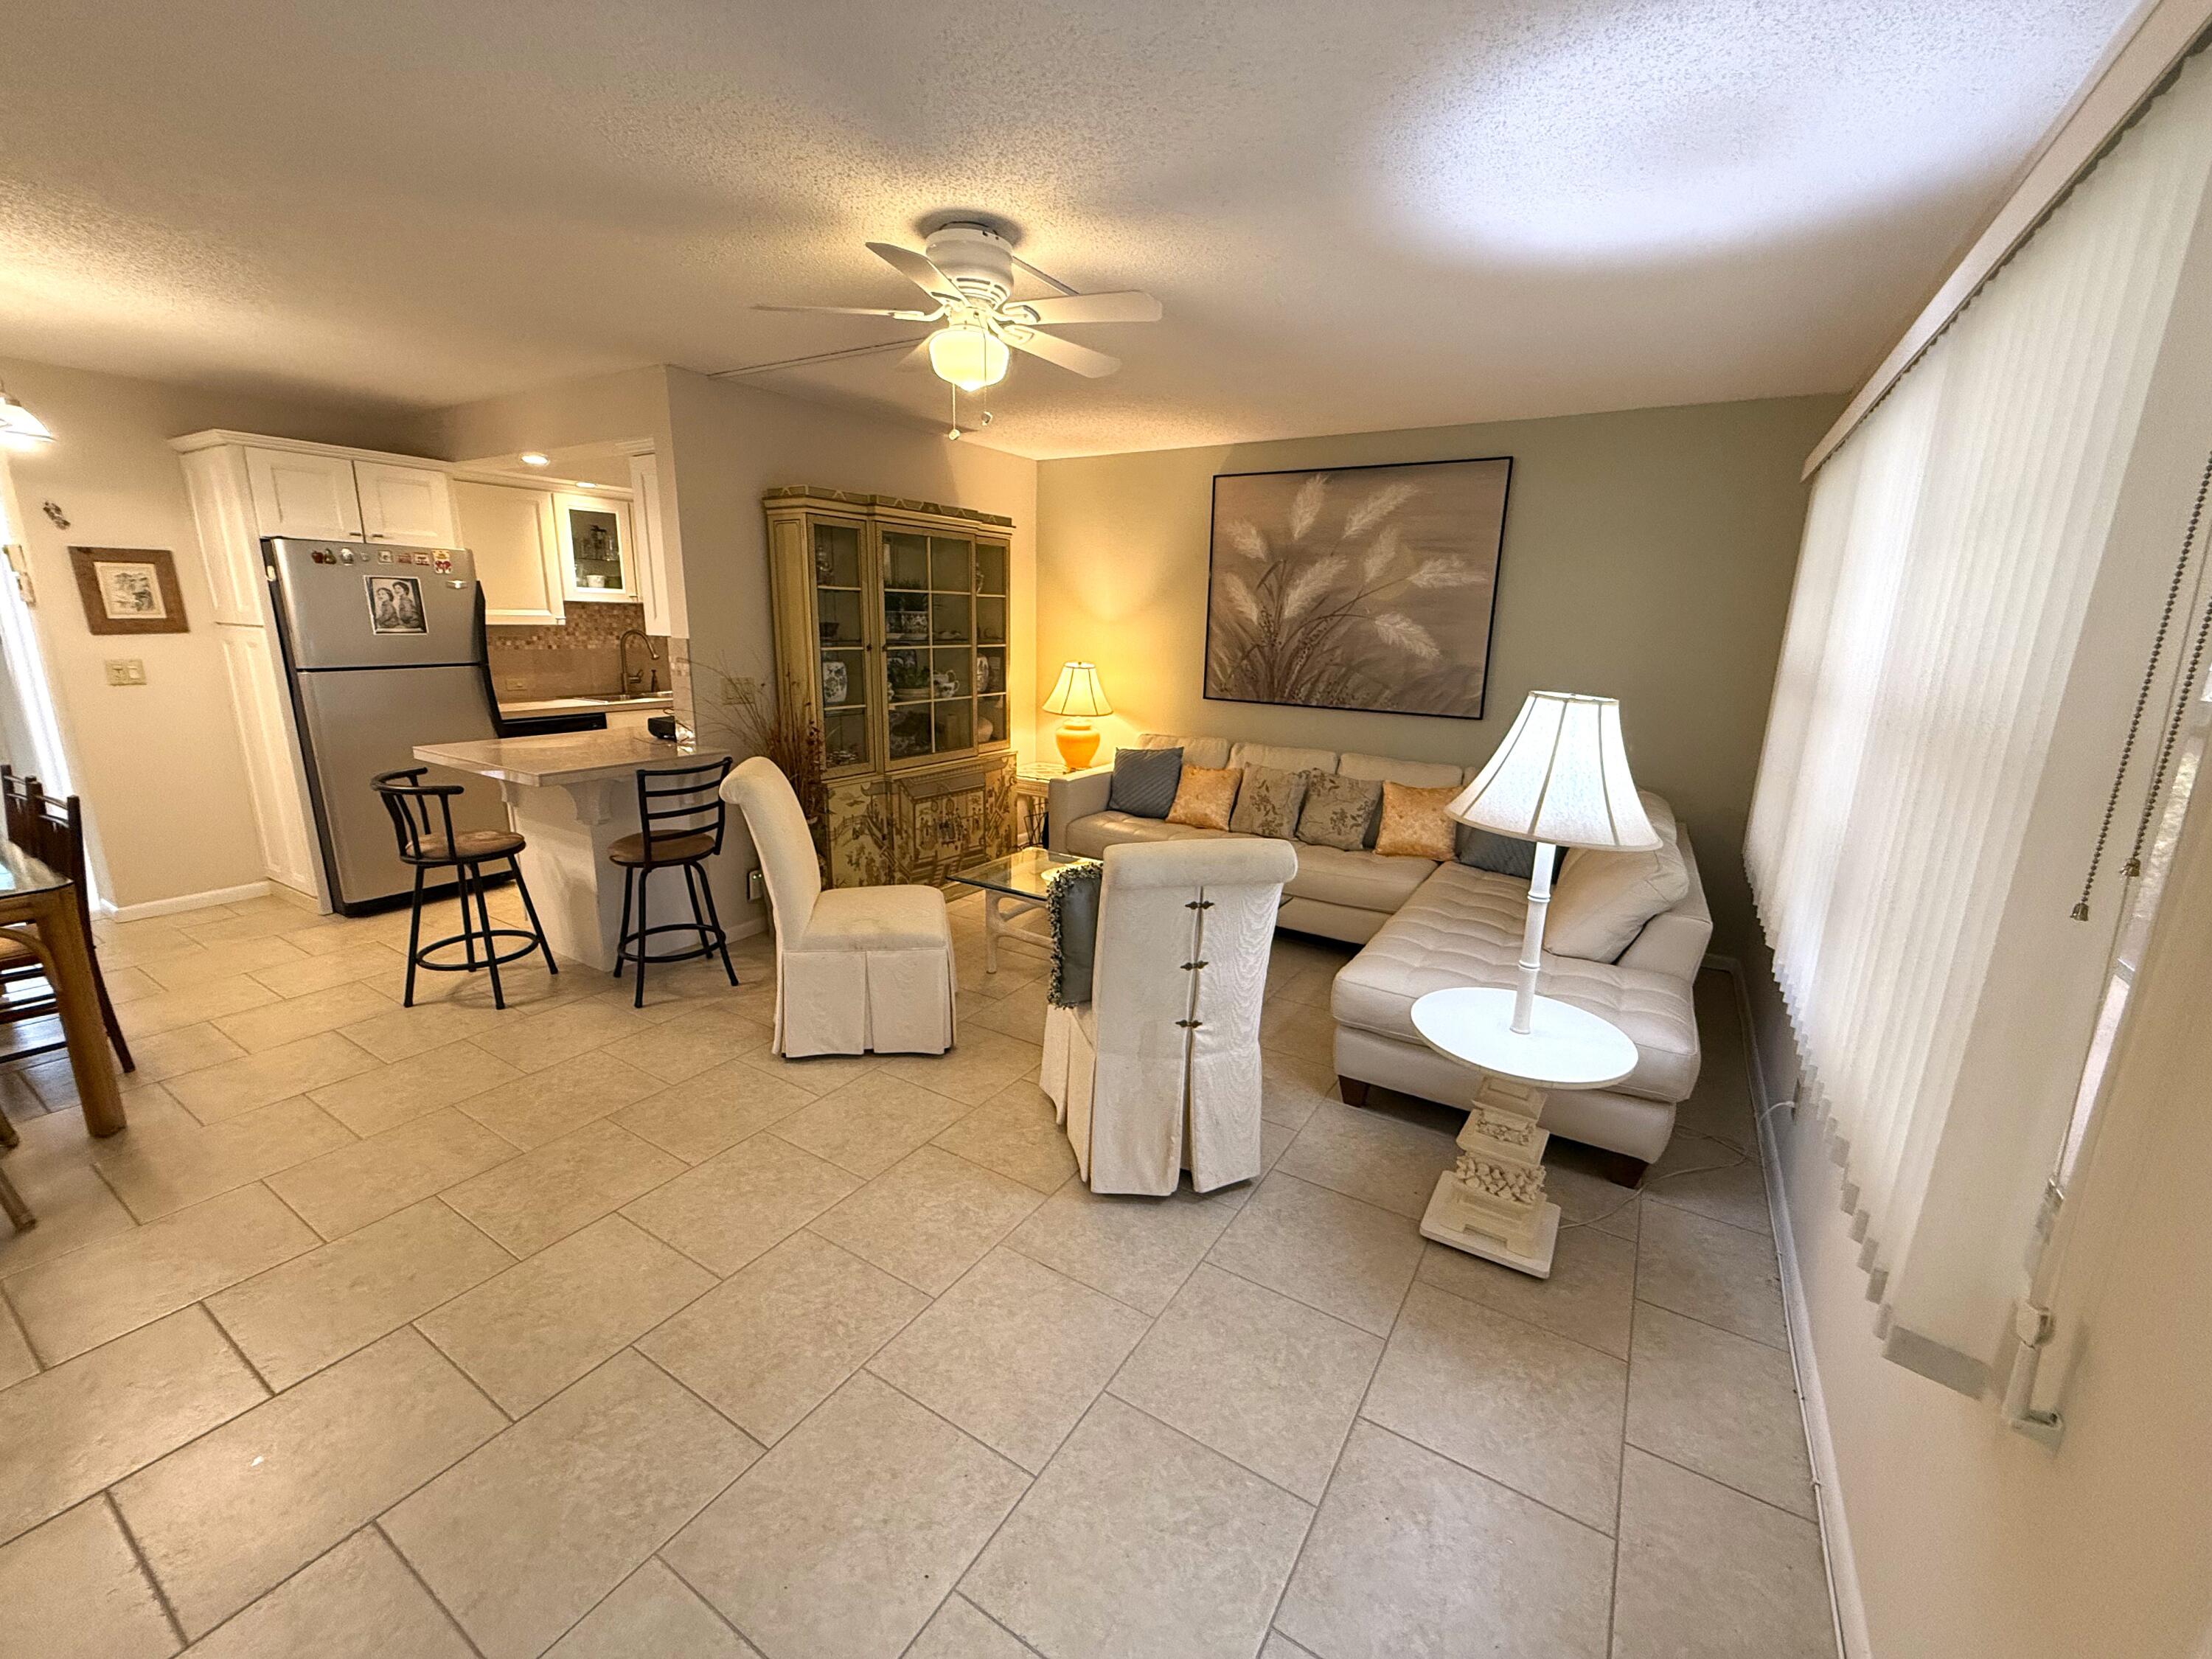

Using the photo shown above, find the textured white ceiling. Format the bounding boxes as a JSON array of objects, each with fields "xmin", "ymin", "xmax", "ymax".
[{"xmin": 0, "ymin": 1, "xmax": 2134, "ymax": 458}]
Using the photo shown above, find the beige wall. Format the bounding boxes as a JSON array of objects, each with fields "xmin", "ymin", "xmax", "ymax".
[
  {"xmin": 658, "ymin": 367, "xmax": 1037, "ymax": 927},
  {"xmin": 1766, "ymin": 769, "xmax": 2212, "ymax": 1659},
  {"xmin": 0, "ymin": 355, "xmax": 419, "ymax": 909},
  {"xmin": 1034, "ymin": 394, "xmax": 1840, "ymax": 954}
]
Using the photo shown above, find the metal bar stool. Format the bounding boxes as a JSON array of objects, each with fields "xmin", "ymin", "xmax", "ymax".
[
  {"xmin": 372, "ymin": 768, "xmax": 556, "ymax": 1010},
  {"xmin": 611, "ymin": 757, "xmax": 740, "ymax": 1008}
]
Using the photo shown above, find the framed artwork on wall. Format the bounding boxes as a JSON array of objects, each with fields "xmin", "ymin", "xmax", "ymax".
[
  {"xmin": 66, "ymin": 546, "xmax": 189, "ymax": 635},
  {"xmin": 1203, "ymin": 456, "xmax": 1512, "ymax": 720}
]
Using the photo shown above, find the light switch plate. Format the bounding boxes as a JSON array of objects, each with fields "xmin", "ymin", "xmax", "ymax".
[{"xmin": 104, "ymin": 658, "xmax": 147, "ymax": 686}]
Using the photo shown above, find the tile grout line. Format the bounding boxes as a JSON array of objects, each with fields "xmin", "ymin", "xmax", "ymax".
[
  {"xmin": 103, "ymin": 1489, "xmax": 189, "ymax": 1649},
  {"xmin": 1256, "ymin": 1242, "xmax": 1422, "ymax": 1653},
  {"xmin": 1608, "ymin": 1201, "xmax": 1646, "ymax": 1655},
  {"xmin": 1624, "ymin": 1442, "xmax": 1823, "ymax": 1529},
  {"xmin": 1631, "ymin": 1290, "xmax": 1791, "ymax": 1353},
  {"xmin": 374, "ymin": 1518, "xmax": 493, "ymax": 1659}
]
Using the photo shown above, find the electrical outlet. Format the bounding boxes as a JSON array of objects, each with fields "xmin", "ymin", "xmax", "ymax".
[
  {"xmin": 746, "ymin": 868, "xmax": 765, "ymax": 903},
  {"xmin": 104, "ymin": 658, "xmax": 147, "ymax": 686}
]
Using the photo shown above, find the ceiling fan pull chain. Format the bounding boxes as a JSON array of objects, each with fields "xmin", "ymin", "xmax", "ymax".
[{"xmin": 2072, "ymin": 445, "xmax": 2212, "ymax": 921}]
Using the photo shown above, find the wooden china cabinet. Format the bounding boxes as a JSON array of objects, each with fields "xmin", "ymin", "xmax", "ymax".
[{"xmin": 763, "ymin": 487, "xmax": 1019, "ymax": 888}]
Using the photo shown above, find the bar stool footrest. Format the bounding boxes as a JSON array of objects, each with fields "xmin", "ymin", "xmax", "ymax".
[{"xmin": 413, "ymin": 928, "xmax": 549, "ymax": 974}]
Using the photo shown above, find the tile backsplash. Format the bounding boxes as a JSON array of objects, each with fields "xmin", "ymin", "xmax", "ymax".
[{"xmin": 488, "ymin": 602, "xmax": 670, "ymax": 702}]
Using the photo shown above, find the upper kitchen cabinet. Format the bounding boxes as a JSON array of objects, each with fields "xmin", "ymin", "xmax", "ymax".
[
  {"xmin": 453, "ymin": 479, "xmax": 565, "ymax": 626},
  {"xmin": 236, "ymin": 443, "xmax": 456, "ymax": 547},
  {"xmin": 243, "ymin": 448, "xmax": 363, "ymax": 540},
  {"xmin": 625, "ymin": 450, "xmax": 684, "ymax": 637},
  {"xmin": 355, "ymin": 460, "xmax": 458, "ymax": 546},
  {"xmin": 555, "ymin": 491, "xmax": 639, "ymax": 602}
]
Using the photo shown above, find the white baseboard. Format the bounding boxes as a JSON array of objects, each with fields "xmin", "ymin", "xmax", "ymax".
[
  {"xmin": 101, "ymin": 881, "xmax": 273, "ymax": 923},
  {"xmin": 1717, "ymin": 956, "xmax": 1871, "ymax": 1659}
]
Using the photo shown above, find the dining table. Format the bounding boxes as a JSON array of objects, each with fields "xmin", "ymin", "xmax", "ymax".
[{"xmin": 0, "ymin": 835, "xmax": 125, "ymax": 1136}]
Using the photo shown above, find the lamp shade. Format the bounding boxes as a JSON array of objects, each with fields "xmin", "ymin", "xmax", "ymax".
[
  {"xmin": 1042, "ymin": 661, "xmax": 1112, "ymax": 718},
  {"xmin": 1447, "ymin": 691, "xmax": 1658, "ymax": 851},
  {"xmin": 0, "ymin": 392, "xmax": 53, "ymax": 447},
  {"xmin": 927, "ymin": 324, "xmax": 1010, "ymax": 392}
]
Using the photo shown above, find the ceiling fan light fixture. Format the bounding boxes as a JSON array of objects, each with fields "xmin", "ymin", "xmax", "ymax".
[
  {"xmin": 927, "ymin": 324, "xmax": 1009, "ymax": 392},
  {"xmin": 0, "ymin": 390, "xmax": 54, "ymax": 448}
]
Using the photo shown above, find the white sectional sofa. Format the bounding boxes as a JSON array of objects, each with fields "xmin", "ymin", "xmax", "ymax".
[{"xmin": 1048, "ymin": 733, "xmax": 1711, "ymax": 1175}]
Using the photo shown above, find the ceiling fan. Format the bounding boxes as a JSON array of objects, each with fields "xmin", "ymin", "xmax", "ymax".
[{"xmin": 754, "ymin": 220, "xmax": 1161, "ymax": 392}]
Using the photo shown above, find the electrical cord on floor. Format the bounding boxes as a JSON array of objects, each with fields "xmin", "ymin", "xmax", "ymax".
[{"xmin": 1555, "ymin": 1121, "xmax": 1755, "ymax": 1234}]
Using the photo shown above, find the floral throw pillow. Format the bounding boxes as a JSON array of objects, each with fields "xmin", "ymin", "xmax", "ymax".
[
  {"xmin": 1166, "ymin": 765, "xmax": 1242, "ymax": 831},
  {"xmin": 1295, "ymin": 772, "xmax": 1382, "ymax": 851},
  {"xmin": 1374, "ymin": 782, "xmax": 1459, "ymax": 860},
  {"xmin": 1228, "ymin": 764, "xmax": 1310, "ymax": 838}
]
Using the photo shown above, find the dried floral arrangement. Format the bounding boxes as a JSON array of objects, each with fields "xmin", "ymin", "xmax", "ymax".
[{"xmin": 698, "ymin": 667, "xmax": 827, "ymax": 827}]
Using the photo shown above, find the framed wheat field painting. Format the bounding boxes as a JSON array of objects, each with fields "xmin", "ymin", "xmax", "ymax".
[{"xmin": 1203, "ymin": 456, "xmax": 1512, "ymax": 720}]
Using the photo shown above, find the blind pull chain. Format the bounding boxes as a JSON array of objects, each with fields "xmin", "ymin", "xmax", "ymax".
[{"xmin": 2073, "ymin": 446, "xmax": 2212, "ymax": 921}]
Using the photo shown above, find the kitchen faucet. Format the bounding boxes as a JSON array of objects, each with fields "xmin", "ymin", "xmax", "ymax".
[{"xmin": 619, "ymin": 628, "xmax": 661, "ymax": 694}]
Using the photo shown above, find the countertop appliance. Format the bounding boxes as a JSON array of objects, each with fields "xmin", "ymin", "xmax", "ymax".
[{"xmin": 265, "ymin": 536, "xmax": 509, "ymax": 914}]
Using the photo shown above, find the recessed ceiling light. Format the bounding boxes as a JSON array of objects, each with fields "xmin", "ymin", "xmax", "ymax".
[{"xmin": 519, "ymin": 452, "xmax": 550, "ymax": 467}]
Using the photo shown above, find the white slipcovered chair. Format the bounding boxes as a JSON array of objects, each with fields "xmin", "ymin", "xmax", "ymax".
[
  {"xmin": 721, "ymin": 756, "xmax": 956, "ymax": 1057},
  {"xmin": 1042, "ymin": 836, "xmax": 1298, "ymax": 1194}
]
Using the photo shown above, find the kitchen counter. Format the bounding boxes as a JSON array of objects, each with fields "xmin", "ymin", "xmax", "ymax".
[
  {"xmin": 498, "ymin": 692, "xmax": 674, "ymax": 718},
  {"xmin": 415, "ymin": 730, "xmax": 733, "ymax": 970},
  {"xmin": 416, "ymin": 731, "xmax": 724, "ymax": 787}
]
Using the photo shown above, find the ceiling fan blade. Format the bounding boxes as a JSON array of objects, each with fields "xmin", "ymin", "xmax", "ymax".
[
  {"xmin": 894, "ymin": 338, "xmax": 936, "ymax": 372},
  {"xmin": 867, "ymin": 241, "xmax": 959, "ymax": 298},
  {"xmin": 1009, "ymin": 291, "xmax": 1161, "ymax": 326},
  {"xmin": 755, "ymin": 303, "xmax": 942, "ymax": 321},
  {"xmin": 1004, "ymin": 328, "xmax": 1121, "ymax": 378}
]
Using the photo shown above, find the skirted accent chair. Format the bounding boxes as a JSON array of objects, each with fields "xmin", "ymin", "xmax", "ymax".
[
  {"xmin": 1043, "ymin": 836, "xmax": 1298, "ymax": 1195},
  {"xmin": 721, "ymin": 757, "xmax": 956, "ymax": 1057}
]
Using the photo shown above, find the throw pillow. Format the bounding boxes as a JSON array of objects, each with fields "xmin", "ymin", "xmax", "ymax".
[
  {"xmin": 1457, "ymin": 824, "xmax": 1542, "ymax": 879},
  {"xmin": 1046, "ymin": 860, "xmax": 1103, "ymax": 1006},
  {"xmin": 1545, "ymin": 823, "xmax": 1691, "ymax": 962},
  {"xmin": 1166, "ymin": 765, "xmax": 1242, "ymax": 831},
  {"xmin": 1295, "ymin": 772, "xmax": 1382, "ymax": 851},
  {"xmin": 1228, "ymin": 764, "xmax": 1310, "ymax": 838},
  {"xmin": 1374, "ymin": 782, "xmax": 1458, "ymax": 859},
  {"xmin": 1107, "ymin": 745, "xmax": 1182, "ymax": 818}
]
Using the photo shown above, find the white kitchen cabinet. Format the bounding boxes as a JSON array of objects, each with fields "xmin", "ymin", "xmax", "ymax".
[
  {"xmin": 245, "ymin": 448, "xmax": 363, "ymax": 540},
  {"xmin": 555, "ymin": 492, "xmax": 639, "ymax": 602},
  {"xmin": 453, "ymin": 479, "xmax": 566, "ymax": 626},
  {"xmin": 626, "ymin": 451, "xmax": 686, "ymax": 637},
  {"xmin": 355, "ymin": 460, "xmax": 457, "ymax": 546},
  {"xmin": 175, "ymin": 428, "xmax": 468, "ymax": 905}
]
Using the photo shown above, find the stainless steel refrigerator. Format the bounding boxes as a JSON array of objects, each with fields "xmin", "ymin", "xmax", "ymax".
[{"xmin": 265, "ymin": 537, "xmax": 507, "ymax": 914}]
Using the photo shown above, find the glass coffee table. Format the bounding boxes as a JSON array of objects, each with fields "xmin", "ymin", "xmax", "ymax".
[{"xmin": 948, "ymin": 847, "xmax": 1097, "ymax": 973}]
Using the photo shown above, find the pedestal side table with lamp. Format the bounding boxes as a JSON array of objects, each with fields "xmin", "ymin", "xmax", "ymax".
[
  {"xmin": 1043, "ymin": 661, "xmax": 1111, "ymax": 771},
  {"xmin": 1414, "ymin": 690, "xmax": 1662, "ymax": 1279}
]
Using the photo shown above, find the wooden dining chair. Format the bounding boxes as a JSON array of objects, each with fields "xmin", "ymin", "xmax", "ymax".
[{"xmin": 0, "ymin": 768, "xmax": 133, "ymax": 1076}]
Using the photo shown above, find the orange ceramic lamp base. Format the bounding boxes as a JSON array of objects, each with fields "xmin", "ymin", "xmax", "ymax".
[{"xmin": 1054, "ymin": 720, "xmax": 1101, "ymax": 770}]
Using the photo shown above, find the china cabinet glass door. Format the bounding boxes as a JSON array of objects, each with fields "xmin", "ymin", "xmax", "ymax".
[
  {"xmin": 811, "ymin": 518, "xmax": 872, "ymax": 771},
  {"xmin": 880, "ymin": 528, "xmax": 1010, "ymax": 764}
]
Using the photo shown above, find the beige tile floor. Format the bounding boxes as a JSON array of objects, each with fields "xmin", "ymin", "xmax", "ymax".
[{"xmin": 0, "ymin": 885, "xmax": 1837, "ymax": 1659}]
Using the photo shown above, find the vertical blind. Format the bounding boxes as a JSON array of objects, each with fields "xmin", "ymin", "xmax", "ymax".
[{"xmin": 1747, "ymin": 49, "xmax": 2212, "ymax": 1393}]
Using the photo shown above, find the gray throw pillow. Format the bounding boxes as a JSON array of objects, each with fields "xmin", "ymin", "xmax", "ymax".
[
  {"xmin": 1295, "ymin": 772, "xmax": 1382, "ymax": 851},
  {"xmin": 1047, "ymin": 861, "xmax": 1102, "ymax": 1006},
  {"xmin": 1228, "ymin": 764, "xmax": 1310, "ymax": 838},
  {"xmin": 1455, "ymin": 825, "xmax": 1565, "ymax": 883},
  {"xmin": 1107, "ymin": 746, "xmax": 1182, "ymax": 818},
  {"xmin": 1456, "ymin": 824, "xmax": 1538, "ymax": 878}
]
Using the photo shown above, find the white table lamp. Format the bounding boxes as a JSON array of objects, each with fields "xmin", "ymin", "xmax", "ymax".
[
  {"xmin": 1411, "ymin": 691, "xmax": 1655, "ymax": 1279},
  {"xmin": 1446, "ymin": 691, "xmax": 1658, "ymax": 1035}
]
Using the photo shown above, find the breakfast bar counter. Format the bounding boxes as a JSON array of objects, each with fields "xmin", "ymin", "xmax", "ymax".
[{"xmin": 414, "ymin": 731, "xmax": 730, "ymax": 970}]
